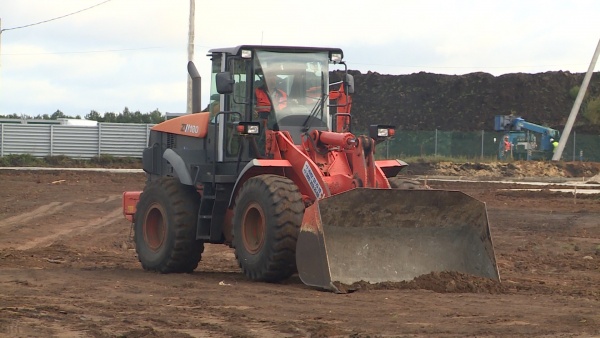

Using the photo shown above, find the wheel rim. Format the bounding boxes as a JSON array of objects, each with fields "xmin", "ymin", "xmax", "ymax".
[
  {"xmin": 144, "ymin": 202, "xmax": 166, "ymax": 251},
  {"xmin": 242, "ymin": 202, "xmax": 266, "ymax": 254}
]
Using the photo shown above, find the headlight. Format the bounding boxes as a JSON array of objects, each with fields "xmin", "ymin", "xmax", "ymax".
[
  {"xmin": 369, "ymin": 124, "xmax": 396, "ymax": 143},
  {"xmin": 236, "ymin": 122, "xmax": 261, "ymax": 135},
  {"xmin": 331, "ymin": 53, "xmax": 342, "ymax": 63},
  {"xmin": 241, "ymin": 50, "xmax": 252, "ymax": 58},
  {"xmin": 377, "ymin": 128, "xmax": 389, "ymax": 137}
]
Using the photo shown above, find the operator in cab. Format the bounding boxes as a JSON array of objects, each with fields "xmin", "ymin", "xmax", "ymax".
[{"xmin": 254, "ymin": 65, "xmax": 287, "ymax": 119}]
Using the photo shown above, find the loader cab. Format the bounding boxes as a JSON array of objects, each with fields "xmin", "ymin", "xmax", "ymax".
[
  {"xmin": 250, "ymin": 50, "xmax": 332, "ymax": 141},
  {"xmin": 209, "ymin": 45, "xmax": 346, "ymax": 151}
]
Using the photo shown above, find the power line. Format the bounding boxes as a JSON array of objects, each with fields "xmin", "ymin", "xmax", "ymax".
[{"xmin": 1, "ymin": 0, "xmax": 112, "ymax": 33}]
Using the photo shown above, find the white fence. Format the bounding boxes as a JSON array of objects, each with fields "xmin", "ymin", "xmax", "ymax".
[{"xmin": 0, "ymin": 123, "xmax": 153, "ymax": 158}]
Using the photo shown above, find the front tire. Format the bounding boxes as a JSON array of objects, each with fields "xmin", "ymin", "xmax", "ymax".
[
  {"xmin": 134, "ymin": 177, "xmax": 204, "ymax": 273},
  {"xmin": 232, "ymin": 175, "xmax": 304, "ymax": 282}
]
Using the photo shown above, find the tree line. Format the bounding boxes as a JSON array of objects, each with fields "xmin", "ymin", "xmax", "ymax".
[{"xmin": 0, "ymin": 107, "xmax": 166, "ymax": 124}]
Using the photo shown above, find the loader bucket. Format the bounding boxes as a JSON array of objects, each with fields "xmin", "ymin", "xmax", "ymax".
[{"xmin": 296, "ymin": 188, "xmax": 499, "ymax": 293}]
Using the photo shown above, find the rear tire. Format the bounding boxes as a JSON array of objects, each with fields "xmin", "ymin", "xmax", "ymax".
[
  {"xmin": 232, "ymin": 175, "xmax": 304, "ymax": 282},
  {"xmin": 388, "ymin": 176, "xmax": 430, "ymax": 189},
  {"xmin": 134, "ymin": 177, "xmax": 204, "ymax": 273}
]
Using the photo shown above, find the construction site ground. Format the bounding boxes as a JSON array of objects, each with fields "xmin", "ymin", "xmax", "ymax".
[{"xmin": 1, "ymin": 162, "xmax": 599, "ymax": 337}]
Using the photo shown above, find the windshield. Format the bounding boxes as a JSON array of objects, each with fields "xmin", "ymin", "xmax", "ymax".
[{"xmin": 254, "ymin": 51, "xmax": 330, "ymax": 131}]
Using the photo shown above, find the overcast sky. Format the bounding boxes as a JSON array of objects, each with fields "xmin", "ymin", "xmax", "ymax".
[{"xmin": 1, "ymin": 0, "xmax": 599, "ymax": 118}]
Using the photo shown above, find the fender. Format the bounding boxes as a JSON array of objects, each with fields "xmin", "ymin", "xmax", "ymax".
[
  {"xmin": 228, "ymin": 159, "xmax": 293, "ymax": 207},
  {"xmin": 163, "ymin": 148, "xmax": 193, "ymax": 185}
]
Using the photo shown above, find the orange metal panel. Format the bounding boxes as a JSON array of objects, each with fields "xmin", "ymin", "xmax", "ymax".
[
  {"xmin": 375, "ymin": 159, "xmax": 407, "ymax": 168},
  {"xmin": 151, "ymin": 112, "xmax": 210, "ymax": 138},
  {"xmin": 122, "ymin": 191, "xmax": 141, "ymax": 222},
  {"xmin": 254, "ymin": 159, "xmax": 293, "ymax": 167}
]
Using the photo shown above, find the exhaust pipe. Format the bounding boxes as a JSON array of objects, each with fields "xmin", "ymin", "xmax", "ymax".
[{"xmin": 187, "ymin": 61, "xmax": 201, "ymax": 114}]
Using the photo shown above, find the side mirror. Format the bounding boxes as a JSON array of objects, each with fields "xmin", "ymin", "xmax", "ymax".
[
  {"xmin": 345, "ymin": 74, "xmax": 355, "ymax": 94},
  {"xmin": 216, "ymin": 72, "xmax": 234, "ymax": 94}
]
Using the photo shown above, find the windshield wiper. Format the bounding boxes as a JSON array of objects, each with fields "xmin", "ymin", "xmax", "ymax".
[{"xmin": 301, "ymin": 71, "xmax": 326, "ymax": 133}]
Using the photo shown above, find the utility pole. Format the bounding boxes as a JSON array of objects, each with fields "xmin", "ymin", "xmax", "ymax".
[
  {"xmin": 1, "ymin": 17, "xmax": 3, "ymax": 67},
  {"xmin": 553, "ymin": 39, "xmax": 600, "ymax": 161},
  {"xmin": 1, "ymin": 18, "xmax": 3, "ymax": 108},
  {"xmin": 186, "ymin": 0, "xmax": 195, "ymax": 114}
]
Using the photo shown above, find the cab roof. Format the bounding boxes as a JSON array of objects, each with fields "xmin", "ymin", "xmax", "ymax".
[{"xmin": 208, "ymin": 45, "xmax": 344, "ymax": 59}]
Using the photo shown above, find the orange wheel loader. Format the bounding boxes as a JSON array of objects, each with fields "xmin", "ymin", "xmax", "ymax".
[{"xmin": 122, "ymin": 45, "xmax": 499, "ymax": 293}]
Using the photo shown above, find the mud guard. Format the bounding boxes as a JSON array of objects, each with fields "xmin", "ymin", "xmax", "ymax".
[
  {"xmin": 296, "ymin": 188, "xmax": 499, "ymax": 293},
  {"xmin": 163, "ymin": 149, "xmax": 193, "ymax": 185}
]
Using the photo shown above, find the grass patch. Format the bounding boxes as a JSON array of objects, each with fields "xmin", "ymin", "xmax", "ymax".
[
  {"xmin": 89, "ymin": 155, "xmax": 141, "ymax": 168},
  {"xmin": 0, "ymin": 154, "xmax": 141, "ymax": 168},
  {"xmin": 0, "ymin": 154, "xmax": 44, "ymax": 166}
]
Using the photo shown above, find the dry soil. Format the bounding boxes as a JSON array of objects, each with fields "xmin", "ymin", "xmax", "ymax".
[{"xmin": 0, "ymin": 166, "xmax": 599, "ymax": 337}]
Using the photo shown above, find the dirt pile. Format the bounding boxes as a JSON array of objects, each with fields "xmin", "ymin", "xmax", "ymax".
[
  {"xmin": 589, "ymin": 174, "xmax": 600, "ymax": 183},
  {"xmin": 406, "ymin": 160, "xmax": 600, "ymax": 178},
  {"xmin": 335, "ymin": 271, "xmax": 506, "ymax": 294},
  {"xmin": 346, "ymin": 70, "xmax": 600, "ymax": 133}
]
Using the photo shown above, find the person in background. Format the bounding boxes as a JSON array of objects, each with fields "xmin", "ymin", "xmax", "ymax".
[
  {"xmin": 503, "ymin": 135, "xmax": 512, "ymax": 160},
  {"xmin": 551, "ymin": 138, "xmax": 559, "ymax": 154}
]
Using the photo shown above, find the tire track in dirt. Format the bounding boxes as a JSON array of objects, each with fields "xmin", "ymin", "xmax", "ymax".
[
  {"xmin": 0, "ymin": 194, "xmax": 124, "ymax": 251},
  {"xmin": 0, "ymin": 202, "xmax": 74, "ymax": 228},
  {"xmin": 88, "ymin": 195, "xmax": 122, "ymax": 204},
  {"xmin": 16, "ymin": 208, "xmax": 124, "ymax": 250}
]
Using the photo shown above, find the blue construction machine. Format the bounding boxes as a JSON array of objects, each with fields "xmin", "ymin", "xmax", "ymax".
[{"xmin": 494, "ymin": 115, "xmax": 560, "ymax": 160}]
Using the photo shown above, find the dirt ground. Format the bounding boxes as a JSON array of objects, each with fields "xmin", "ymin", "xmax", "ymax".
[{"xmin": 1, "ymin": 165, "xmax": 599, "ymax": 337}]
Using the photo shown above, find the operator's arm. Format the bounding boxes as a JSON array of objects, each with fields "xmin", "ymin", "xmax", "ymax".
[{"xmin": 254, "ymin": 87, "xmax": 271, "ymax": 119}]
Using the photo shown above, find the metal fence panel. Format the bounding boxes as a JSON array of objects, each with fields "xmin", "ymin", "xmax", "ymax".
[
  {"xmin": 53, "ymin": 126, "xmax": 99, "ymax": 158},
  {"xmin": 0, "ymin": 123, "xmax": 153, "ymax": 159},
  {"xmin": 2, "ymin": 124, "xmax": 52, "ymax": 157},
  {"xmin": 99, "ymin": 123, "xmax": 151, "ymax": 157}
]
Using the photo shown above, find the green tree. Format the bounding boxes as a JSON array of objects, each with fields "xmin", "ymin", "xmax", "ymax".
[
  {"xmin": 85, "ymin": 110, "xmax": 102, "ymax": 121},
  {"xmin": 583, "ymin": 96, "xmax": 600, "ymax": 125},
  {"xmin": 3, "ymin": 108, "xmax": 165, "ymax": 124},
  {"xmin": 0, "ymin": 113, "xmax": 21, "ymax": 119},
  {"xmin": 148, "ymin": 109, "xmax": 164, "ymax": 124},
  {"xmin": 50, "ymin": 110, "xmax": 66, "ymax": 120},
  {"xmin": 104, "ymin": 112, "xmax": 117, "ymax": 122},
  {"xmin": 118, "ymin": 107, "xmax": 132, "ymax": 123}
]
